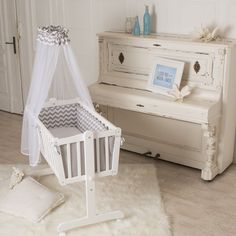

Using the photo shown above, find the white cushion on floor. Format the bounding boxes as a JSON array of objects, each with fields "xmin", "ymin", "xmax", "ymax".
[{"xmin": 0, "ymin": 177, "xmax": 64, "ymax": 223}]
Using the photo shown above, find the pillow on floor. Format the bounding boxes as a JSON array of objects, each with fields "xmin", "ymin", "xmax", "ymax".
[{"xmin": 0, "ymin": 176, "xmax": 64, "ymax": 223}]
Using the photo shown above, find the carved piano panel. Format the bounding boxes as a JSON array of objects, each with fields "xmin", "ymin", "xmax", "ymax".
[{"xmin": 103, "ymin": 38, "xmax": 224, "ymax": 92}]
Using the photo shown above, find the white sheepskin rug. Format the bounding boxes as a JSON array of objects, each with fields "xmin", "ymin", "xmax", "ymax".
[{"xmin": 0, "ymin": 163, "xmax": 172, "ymax": 236}]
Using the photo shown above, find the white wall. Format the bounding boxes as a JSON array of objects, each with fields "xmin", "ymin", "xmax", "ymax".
[
  {"xmin": 125, "ymin": 0, "xmax": 236, "ymax": 38},
  {"xmin": 92, "ymin": 0, "xmax": 236, "ymax": 37}
]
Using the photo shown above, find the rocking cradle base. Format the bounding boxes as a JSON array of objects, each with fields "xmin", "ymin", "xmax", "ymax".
[{"xmin": 57, "ymin": 210, "xmax": 124, "ymax": 235}]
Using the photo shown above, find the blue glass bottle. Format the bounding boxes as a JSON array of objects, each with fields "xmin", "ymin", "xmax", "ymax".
[
  {"xmin": 133, "ymin": 16, "xmax": 140, "ymax": 36},
  {"xmin": 143, "ymin": 5, "xmax": 150, "ymax": 35}
]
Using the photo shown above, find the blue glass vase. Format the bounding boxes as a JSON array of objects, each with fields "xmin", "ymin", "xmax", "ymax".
[
  {"xmin": 133, "ymin": 16, "xmax": 140, "ymax": 36},
  {"xmin": 143, "ymin": 5, "xmax": 150, "ymax": 35}
]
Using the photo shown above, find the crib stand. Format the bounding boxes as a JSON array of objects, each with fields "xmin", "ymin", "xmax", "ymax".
[
  {"xmin": 57, "ymin": 130, "xmax": 124, "ymax": 235},
  {"xmin": 37, "ymin": 98, "xmax": 124, "ymax": 235}
]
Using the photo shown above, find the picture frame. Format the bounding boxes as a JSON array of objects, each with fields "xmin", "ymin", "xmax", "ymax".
[{"xmin": 147, "ymin": 57, "xmax": 185, "ymax": 96}]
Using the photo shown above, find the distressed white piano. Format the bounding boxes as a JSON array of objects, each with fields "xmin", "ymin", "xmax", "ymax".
[{"xmin": 89, "ymin": 31, "xmax": 236, "ymax": 180}]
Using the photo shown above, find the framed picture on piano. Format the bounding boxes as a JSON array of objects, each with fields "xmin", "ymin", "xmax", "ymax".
[{"xmin": 147, "ymin": 57, "xmax": 185, "ymax": 96}]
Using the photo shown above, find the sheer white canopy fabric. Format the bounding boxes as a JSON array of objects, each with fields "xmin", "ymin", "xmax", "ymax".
[{"xmin": 21, "ymin": 26, "xmax": 94, "ymax": 166}]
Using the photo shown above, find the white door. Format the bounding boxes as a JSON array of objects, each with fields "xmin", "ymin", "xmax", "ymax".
[{"xmin": 0, "ymin": 0, "xmax": 23, "ymax": 113}]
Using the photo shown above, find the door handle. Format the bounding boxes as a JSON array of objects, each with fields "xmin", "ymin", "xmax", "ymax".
[{"xmin": 5, "ymin": 36, "xmax": 16, "ymax": 54}]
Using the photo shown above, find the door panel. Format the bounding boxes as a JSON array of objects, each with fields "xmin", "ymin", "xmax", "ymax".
[{"xmin": 0, "ymin": 0, "xmax": 23, "ymax": 113}]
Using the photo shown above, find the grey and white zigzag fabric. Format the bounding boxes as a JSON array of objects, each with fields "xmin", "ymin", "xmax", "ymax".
[
  {"xmin": 39, "ymin": 104, "xmax": 77, "ymax": 129},
  {"xmin": 39, "ymin": 103, "xmax": 108, "ymax": 132},
  {"xmin": 37, "ymin": 25, "xmax": 70, "ymax": 45},
  {"xmin": 76, "ymin": 104, "xmax": 107, "ymax": 132}
]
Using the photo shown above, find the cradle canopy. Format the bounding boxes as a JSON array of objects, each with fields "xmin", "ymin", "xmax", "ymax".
[{"xmin": 21, "ymin": 26, "xmax": 94, "ymax": 166}]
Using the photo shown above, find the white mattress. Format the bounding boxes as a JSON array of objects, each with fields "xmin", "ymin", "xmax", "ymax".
[{"xmin": 49, "ymin": 127, "xmax": 80, "ymax": 138}]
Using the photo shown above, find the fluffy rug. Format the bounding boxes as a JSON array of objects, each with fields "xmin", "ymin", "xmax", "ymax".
[{"xmin": 0, "ymin": 163, "xmax": 171, "ymax": 236}]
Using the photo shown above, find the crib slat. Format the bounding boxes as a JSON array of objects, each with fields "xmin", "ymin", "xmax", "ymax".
[
  {"xmin": 96, "ymin": 138, "xmax": 100, "ymax": 173},
  {"xmin": 67, "ymin": 144, "xmax": 72, "ymax": 178},
  {"xmin": 105, "ymin": 137, "xmax": 109, "ymax": 172},
  {"xmin": 76, "ymin": 142, "xmax": 81, "ymax": 177}
]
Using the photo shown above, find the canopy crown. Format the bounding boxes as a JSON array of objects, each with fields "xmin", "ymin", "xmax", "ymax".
[{"xmin": 37, "ymin": 25, "xmax": 70, "ymax": 45}]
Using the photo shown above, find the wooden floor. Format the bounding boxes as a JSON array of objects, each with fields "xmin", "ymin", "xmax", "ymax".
[{"xmin": 1, "ymin": 110, "xmax": 236, "ymax": 236}]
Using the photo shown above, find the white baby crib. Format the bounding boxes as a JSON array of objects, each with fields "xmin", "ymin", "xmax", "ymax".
[
  {"xmin": 37, "ymin": 98, "xmax": 124, "ymax": 235},
  {"xmin": 21, "ymin": 25, "xmax": 124, "ymax": 235}
]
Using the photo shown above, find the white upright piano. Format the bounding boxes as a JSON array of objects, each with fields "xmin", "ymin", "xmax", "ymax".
[{"xmin": 89, "ymin": 31, "xmax": 236, "ymax": 180}]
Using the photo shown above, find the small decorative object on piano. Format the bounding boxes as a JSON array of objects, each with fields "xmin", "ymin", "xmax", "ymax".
[
  {"xmin": 133, "ymin": 16, "xmax": 141, "ymax": 36},
  {"xmin": 143, "ymin": 5, "xmax": 151, "ymax": 35},
  {"xmin": 192, "ymin": 25, "xmax": 220, "ymax": 42},
  {"xmin": 168, "ymin": 84, "xmax": 192, "ymax": 103},
  {"xmin": 125, "ymin": 17, "xmax": 135, "ymax": 34},
  {"xmin": 147, "ymin": 57, "xmax": 185, "ymax": 97}
]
